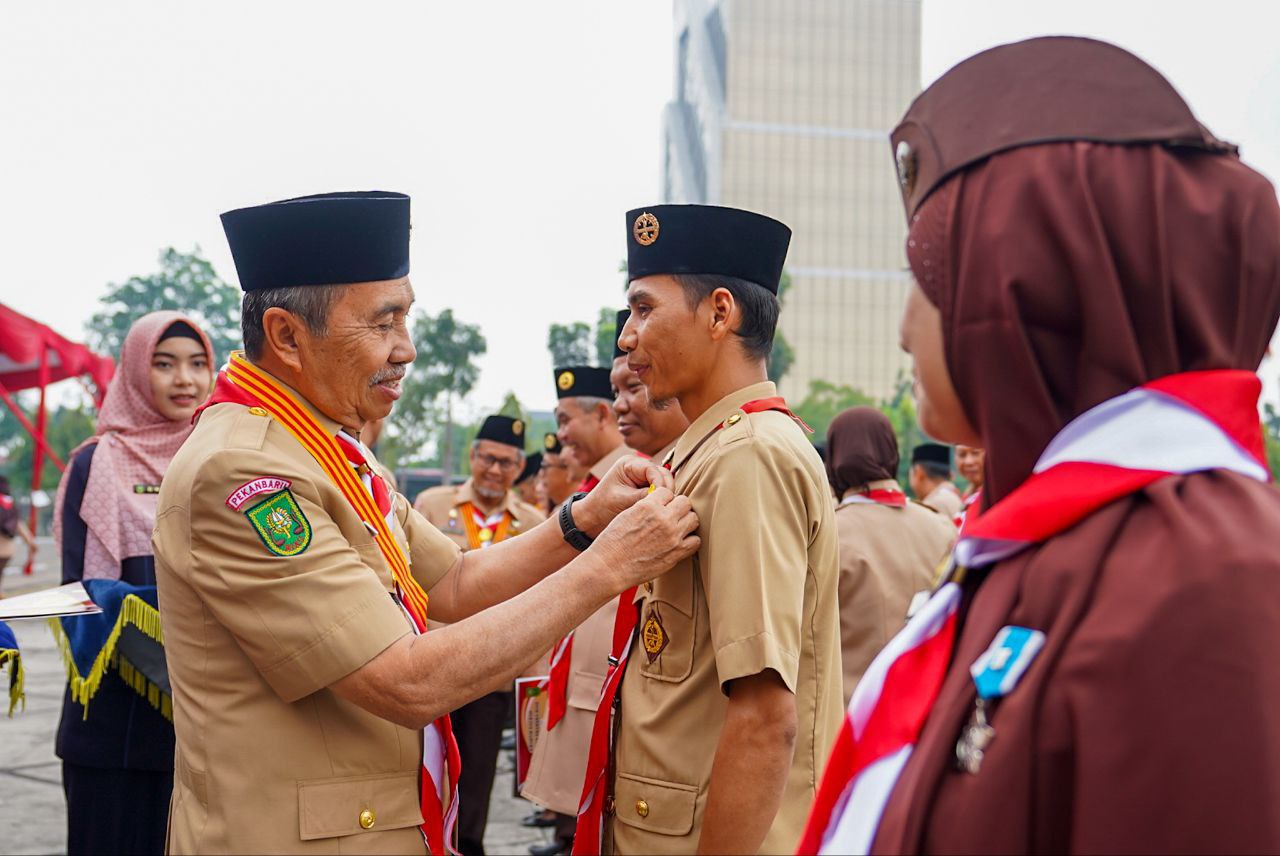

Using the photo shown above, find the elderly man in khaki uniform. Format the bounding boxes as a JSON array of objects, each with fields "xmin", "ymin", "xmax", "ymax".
[
  {"xmin": 609, "ymin": 309, "xmax": 688, "ymax": 463},
  {"xmin": 573, "ymin": 205, "xmax": 842, "ymax": 855},
  {"xmin": 414, "ymin": 414, "xmax": 545, "ymax": 856},
  {"xmin": 824, "ymin": 407, "xmax": 955, "ymax": 703},
  {"xmin": 521, "ymin": 366, "xmax": 628, "ymax": 855},
  {"xmin": 152, "ymin": 191, "xmax": 701, "ymax": 855}
]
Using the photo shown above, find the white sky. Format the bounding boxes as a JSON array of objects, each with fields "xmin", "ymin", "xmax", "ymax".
[{"xmin": 3, "ymin": 1, "xmax": 1279, "ymax": 416}]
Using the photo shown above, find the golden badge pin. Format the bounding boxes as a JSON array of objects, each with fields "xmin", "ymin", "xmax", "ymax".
[
  {"xmin": 633, "ymin": 211, "xmax": 660, "ymax": 246},
  {"xmin": 558, "ymin": 371, "xmax": 576, "ymax": 391},
  {"xmin": 513, "ymin": 419, "xmax": 524, "ymax": 436}
]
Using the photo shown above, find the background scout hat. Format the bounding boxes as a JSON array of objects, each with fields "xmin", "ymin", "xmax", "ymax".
[
  {"xmin": 890, "ymin": 36, "xmax": 1236, "ymax": 219},
  {"xmin": 613, "ymin": 309, "xmax": 631, "ymax": 360},
  {"xmin": 475, "ymin": 414, "xmax": 526, "ymax": 449},
  {"xmin": 553, "ymin": 366, "xmax": 613, "ymax": 400},
  {"xmin": 543, "ymin": 432, "xmax": 563, "ymax": 455},
  {"xmin": 221, "ymin": 191, "xmax": 411, "ymax": 291},
  {"xmin": 911, "ymin": 442, "xmax": 952, "ymax": 468},
  {"xmin": 625, "ymin": 204, "xmax": 791, "ymax": 294},
  {"xmin": 515, "ymin": 452, "xmax": 542, "ymax": 486}
]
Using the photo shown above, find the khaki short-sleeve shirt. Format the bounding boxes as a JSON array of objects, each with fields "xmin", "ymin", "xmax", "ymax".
[
  {"xmin": 610, "ymin": 382, "xmax": 843, "ymax": 855},
  {"xmin": 153, "ymin": 387, "xmax": 462, "ymax": 855}
]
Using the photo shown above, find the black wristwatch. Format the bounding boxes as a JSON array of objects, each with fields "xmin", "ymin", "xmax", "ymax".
[{"xmin": 559, "ymin": 492, "xmax": 594, "ymax": 551}]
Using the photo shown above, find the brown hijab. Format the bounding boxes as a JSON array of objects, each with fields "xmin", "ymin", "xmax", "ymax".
[
  {"xmin": 908, "ymin": 142, "xmax": 1280, "ymax": 504},
  {"xmin": 876, "ymin": 128, "xmax": 1280, "ymax": 856},
  {"xmin": 825, "ymin": 406, "xmax": 900, "ymax": 496}
]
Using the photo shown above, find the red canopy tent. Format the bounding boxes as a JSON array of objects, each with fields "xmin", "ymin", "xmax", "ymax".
[{"xmin": 0, "ymin": 303, "xmax": 115, "ymax": 573}]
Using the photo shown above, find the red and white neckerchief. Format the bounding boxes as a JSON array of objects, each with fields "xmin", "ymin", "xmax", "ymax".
[
  {"xmin": 839, "ymin": 488, "xmax": 909, "ymax": 509},
  {"xmin": 573, "ymin": 396, "xmax": 808, "ymax": 856},
  {"xmin": 798, "ymin": 370, "xmax": 1271, "ymax": 856},
  {"xmin": 953, "ymin": 488, "xmax": 982, "ymax": 530},
  {"xmin": 336, "ymin": 430, "xmax": 462, "ymax": 856}
]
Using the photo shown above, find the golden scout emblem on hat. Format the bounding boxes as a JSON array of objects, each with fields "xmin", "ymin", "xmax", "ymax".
[
  {"xmin": 633, "ymin": 211, "xmax": 660, "ymax": 246},
  {"xmin": 545, "ymin": 434, "xmax": 557, "ymax": 450},
  {"xmin": 513, "ymin": 419, "xmax": 524, "ymax": 436},
  {"xmin": 557, "ymin": 370, "xmax": 575, "ymax": 391}
]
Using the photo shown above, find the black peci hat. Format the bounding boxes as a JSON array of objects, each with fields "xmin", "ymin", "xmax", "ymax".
[
  {"xmin": 613, "ymin": 309, "xmax": 631, "ymax": 360},
  {"xmin": 221, "ymin": 191, "xmax": 410, "ymax": 292},
  {"xmin": 911, "ymin": 442, "xmax": 952, "ymax": 467},
  {"xmin": 554, "ymin": 366, "xmax": 613, "ymax": 400},
  {"xmin": 515, "ymin": 452, "xmax": 542, "ymax": 486},
  {"xmin": 543, "ymin": 432, "xmax": 563, "ymax": 455},
  {"xmin": 475, "ymin": 415, "xmax": 526, "ymax": 449},
  {"xmin": 625, "ymin": 204, "xmax": 791, "ymax": 294}
]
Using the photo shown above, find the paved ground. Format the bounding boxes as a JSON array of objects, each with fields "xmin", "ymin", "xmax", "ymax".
[{"xmin": 0, "ymin": 537, "xmax": 550, "ymax": 855}]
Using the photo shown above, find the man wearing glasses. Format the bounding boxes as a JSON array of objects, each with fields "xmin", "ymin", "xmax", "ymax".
[{"xmin": 413, "ymin": 414, "xmax": 546, "ymax": 856}]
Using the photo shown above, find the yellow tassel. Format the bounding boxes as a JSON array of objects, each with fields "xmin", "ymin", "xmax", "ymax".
[
  {"xmin": 47, "ymin": 594, "xmax": 171, "ymax": 721},
  {"xmin": 0, "ymin": 649, "xmax": 24, "ymax": 717}
]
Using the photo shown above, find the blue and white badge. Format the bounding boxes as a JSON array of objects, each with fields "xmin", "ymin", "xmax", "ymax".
[{"xmin": 969, "ymin": 625, "xmax": 1046, "ymax": 700}]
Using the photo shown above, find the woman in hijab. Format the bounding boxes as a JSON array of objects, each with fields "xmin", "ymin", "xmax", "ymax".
[
  {"xmin": 53, "ymin": 312, "xmax": 213, "ymax": 855},
  {"xmin": 827, "ymin": 407, "xmax": 954, "ymax": 704},
  {"xmin": 802, "ymin": 38, "xmax": 1280, "ymax": 855}
]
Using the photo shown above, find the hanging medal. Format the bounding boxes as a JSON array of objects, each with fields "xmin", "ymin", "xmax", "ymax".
[{"xmin": 956, "ymin": 625, "xmax": 1045, "ymax": 774}]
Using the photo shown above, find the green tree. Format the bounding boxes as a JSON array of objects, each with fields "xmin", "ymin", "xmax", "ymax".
[
  {"xmin": 548, "ymin": 322, "xmax": 593, "ymax": 366},
  {"xmin": 1264, "ymin": 402, "xmax": 1280, "ymax": 477},
  {"xmin": 86, "ymin": 247, "xmax": 242, "ymax": 360},
  {"xmin": 793, "ymin": 380, "xmax": 876, "ymax": 441},
  {"xmin": 385, "ymin": 309, "xmax": 486, "ymax": 481},
  {"xmin": 768, "ymin": 271, "xmax": 795, "ymax": 384},
  {"xmin": 594, "ymin": 307, "xmax": 620, "ymax": 366}
]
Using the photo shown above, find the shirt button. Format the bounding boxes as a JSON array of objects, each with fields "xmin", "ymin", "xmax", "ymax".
[
  {"xmin": 635, "ymin": 799, "xmax": 649, "ymax": 818},
  {"xmin": 604, "ymin": 796, "xmax": 615, "ymax": 815},
  {"xmin": 247, "ymin": 407, "xmax": 269, "ymax": 417},
  {"xmin": 359, "ymin": 809, "xmax": 376, "ymax": 829}
]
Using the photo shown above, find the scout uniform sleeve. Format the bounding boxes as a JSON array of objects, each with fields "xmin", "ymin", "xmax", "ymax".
[
  {"xmin": 699, "ymin": 440, "xmax": 809, "ymax": 694},
  {"xmin": 188, "ymin": 449, "xmax": 411, "ymax": 703},
  {"xmin": 396, "ymin": 493, "xmax": 464, "ymax": 593}
]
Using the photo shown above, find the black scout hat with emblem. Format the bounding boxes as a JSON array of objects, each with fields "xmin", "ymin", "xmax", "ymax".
[
  {"xmin": 613, "ymin": 309, "xmax": 630, "ymax": 360},
  {"xmin": 515, "ymin": 452, "xmax": 542, "ymax": 486},
  {"xmin": 889, "ymin": 37, "xmax": 1235, "ymax": 220},
  {"xmin": 220, "ymin": 191, "xmax": 411, "ymax": 291},
  {"xmin": 543, "ymin": 432, "xmax": 563, "ymax": 455},
  {"xmin": 553, "ymin": 366, "xmax": 613, "ymax": 400},
  {"xmin": 475, "ymin": 414, "xmax": 526, "ymax": 449},
  {"xmin": 911, "ymin": 442, "xmax": 952, "ymax": 468},
  {"xmin": 625, "ymin": 204, "xmax": 791, "ymax": 294}
]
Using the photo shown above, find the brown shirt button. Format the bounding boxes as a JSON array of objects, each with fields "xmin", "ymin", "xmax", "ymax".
[
  {"xmin": 635, "ymin": 799, "xmax": 649, "ymax": 818},
  {"xmin": 359, "ymin": 809, "xmax": 376, "ymax": 830}
]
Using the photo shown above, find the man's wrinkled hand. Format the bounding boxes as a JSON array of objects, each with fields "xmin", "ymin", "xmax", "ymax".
[
  {"xmin": 574, "ymin": 455, "xmax": 675, "ymax": 537},
  {"xmin": 590, "ymin": 487, "xmax": 700, "ymax": 591}
]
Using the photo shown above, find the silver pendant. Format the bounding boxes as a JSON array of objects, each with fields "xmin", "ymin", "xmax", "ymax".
[{"xmin": 955, "ymin": 698, "xmax": 995, "ymax": 774}]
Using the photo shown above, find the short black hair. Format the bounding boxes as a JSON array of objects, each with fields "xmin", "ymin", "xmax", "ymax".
[
  {"xmin": 916, "ymin": 460, "xmax": 952, "ymax": 481},
  {"xmin": 241, "ymin": 284, "xmax": 343, "ymax": 360},
  {"xmin": 674, "ymin": 274, "xmax": 779, "ymax": 361}
]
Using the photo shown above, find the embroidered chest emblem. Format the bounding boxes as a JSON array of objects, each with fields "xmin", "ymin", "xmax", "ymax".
[
  {"xmin": 245, "ymin": 490, "xmax": 312, "ymax": 556},
  {"xmin": 641, "ymin": 608, "xmax": 669, "ymax": 662}
]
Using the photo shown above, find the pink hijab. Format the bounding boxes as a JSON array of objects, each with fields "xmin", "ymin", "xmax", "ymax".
[{"xmin": 53, "ymin": 311, "xmax": 214, "ymax": 579}]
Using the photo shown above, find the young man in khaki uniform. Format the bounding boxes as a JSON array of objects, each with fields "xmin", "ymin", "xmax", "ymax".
[
  {"xmin": 522, "ymin": 367, "xmax": 629, "ymax": 856},
  {"xmin": 609, "ymin": 309, "xmax": 688, "ymax": 462},
  {"xmin": 152, "ymin": 192, "xmax": 701, "ymax": 855},
  {"xmin": 585, "ymin": 205, "xmax": 843, "ymax": 854},
  {"xmin": 413, "ymin": 414, "xmax": 545, "ymax": 856}
]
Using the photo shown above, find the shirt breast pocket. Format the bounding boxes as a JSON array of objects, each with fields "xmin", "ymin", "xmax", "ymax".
[{"xmin": 637, "ymin": 560, "xmax": 698, "ymax": 684}]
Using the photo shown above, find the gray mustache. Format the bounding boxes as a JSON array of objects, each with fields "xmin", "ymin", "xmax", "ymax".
[{"xmin": 370, "ymin": 367, "xmax": 407, "ymax": 385}]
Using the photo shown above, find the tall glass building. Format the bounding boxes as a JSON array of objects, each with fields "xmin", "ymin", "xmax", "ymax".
[{"xmin": 662, "ymin": 0, "xmax": 921, "ymax": 400}]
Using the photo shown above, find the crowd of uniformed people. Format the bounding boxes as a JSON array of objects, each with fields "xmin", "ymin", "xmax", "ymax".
[{"xmin": 30, "ymin": 36, "xmax": 1280, "ymax": 856}]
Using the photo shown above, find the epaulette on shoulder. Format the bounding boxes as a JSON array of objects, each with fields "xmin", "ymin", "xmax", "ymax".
[{"xmin": 223, "ymin": 405, "xmax": 273, "ymax": 452}]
